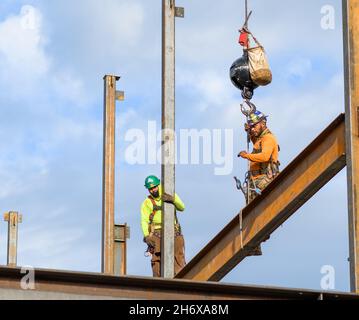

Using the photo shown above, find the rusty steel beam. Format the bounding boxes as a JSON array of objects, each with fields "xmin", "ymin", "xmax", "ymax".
[
  {"xmin": 161, "ymin": 0, "xmax": 185, "ymax": 279},
  {"xmin": 102, "ymin": 75, "xmax": 120, "ymax": 275},
  {"xmin": 3, "ymin": 212, "xmax": 22, "ymax": 267},
  {"xmin": 161, "ymin": 0, "xmax": 176, "ymax": 279},
  {"xmin": 0, "ymin": 266, "xmax": 357, "ymax": 300},
  {"xmin": 343, "ymin": 0, "xmax": 359, "ymax": 293},
  {"xmin": 176, "ymin": 114, "xmax": 346, "ymax": 281},
  {"xmin": 114, "ymin": 224, "xmax": 130, "ymax": 276}
]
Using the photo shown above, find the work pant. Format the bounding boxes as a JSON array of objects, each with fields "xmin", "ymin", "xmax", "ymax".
[
  {"xmin": 247, "ymin": 175, "xmax": 274, "ymax": 255},
  {"xmin": 148, "ymin": 232, "xmax": 186, "ymax": 278},
  {"xmin": 248, "ymin": 175, "xmax": 273, "ymax": 204}
]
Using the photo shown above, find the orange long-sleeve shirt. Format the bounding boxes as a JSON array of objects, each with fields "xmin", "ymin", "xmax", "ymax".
[{"xmin": 242, "ymin": 129, "xmax": 279, "ymax": 177}]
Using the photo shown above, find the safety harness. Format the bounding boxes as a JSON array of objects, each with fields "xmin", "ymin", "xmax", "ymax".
[
  {"xmin": 235, "ymin": 128, "xmax": 280, "ymax": 203},
  {"xmin": 250, "ymin": 130, "xmax": 280, "ymax": 178},
  {"xmin": 147, "ymin": 196, "xmax": 182, "ymax": 236},
  {"xmin": 144, "ymin": 196, "xmax": 163, "ymax": 257},
  {"xmin": 148, "ymin": 196, "xmax": 162, "ymax": 228}
]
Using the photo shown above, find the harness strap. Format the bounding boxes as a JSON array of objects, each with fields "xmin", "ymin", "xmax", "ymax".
[
  {"xmin": 147, "ymin": 195, "xmax": 183, "ymax": 235},
  {"xmin": 251, "ymin": 130, "xmax": 280, "ymax": 177},
  {"xmin": 250, "ymin": 169, "xmax": 269, "ymax": 176},
  {"xmin": 148, "ymin": 196, "xmax": 162, "ymax": 225}
]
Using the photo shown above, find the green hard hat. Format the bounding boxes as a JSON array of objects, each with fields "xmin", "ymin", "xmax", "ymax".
[{"xmin": 144, "ymin": 175, "xmax": 160, "ymax": 189}]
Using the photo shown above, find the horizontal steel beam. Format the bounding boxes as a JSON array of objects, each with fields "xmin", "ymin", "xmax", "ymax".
[
  {"xmin": 0, "ymin": 266, "xmax": 357, "ymax": 300},
  {"xmin": 176, "ymin": 114, "xmax": 346, "ymax": 281}
]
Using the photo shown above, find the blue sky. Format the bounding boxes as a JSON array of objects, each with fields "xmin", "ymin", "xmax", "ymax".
[{"xmin": 0, "ymin": 0, "xmax": 351, "ymax": 292}]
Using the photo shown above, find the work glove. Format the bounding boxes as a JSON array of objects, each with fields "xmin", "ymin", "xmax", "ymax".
[
  {"xmin": 162, "ymin": 193, "xmax": 175, "ymax": 204},
  {"xmin": 144, "ymin": 236, "xmax": 156, "ymax": 248},
  {"xmin": 238, "ymin": 151, "xmax": 248, "ymax": 158}
]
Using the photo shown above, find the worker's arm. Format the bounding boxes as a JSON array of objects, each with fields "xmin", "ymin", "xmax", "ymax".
[
  {"xmin": 173, "ymin": 193, "xmax": 185, "ymax": 212},
  {"xmin": 243, "ymin": 135, "xmax": 276, "ymax": 163},
  {"xmin": 141, "ymin": 200, "xmax": 151, "ymax": 237}
]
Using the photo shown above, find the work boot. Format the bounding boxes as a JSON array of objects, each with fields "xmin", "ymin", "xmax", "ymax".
[{"xmin": 247, "ymin": 245, "xmax": 262, "ymax": 256}]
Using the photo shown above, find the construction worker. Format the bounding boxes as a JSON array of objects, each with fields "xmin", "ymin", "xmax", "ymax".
[
  {"xmin": 238, "ymin": 110, "xmax": 280, "ymax": 203},
  {"xmin": 238, "ymin": 111, "xmax": 279, "ymax": 256},
  {"xmin": 141, "ymin": 175, "xmax": 186, "ymax": 277}
]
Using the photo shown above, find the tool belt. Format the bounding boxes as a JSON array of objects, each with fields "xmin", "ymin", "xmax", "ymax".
[
  {"xmin": 250, "ymin": 169, "xmax": 268, "ymax": 176},
  {"xmin": 151, "ymin": 224, "xmax": 183, "ymax": 238},
  {"xmin": 250, "ymin": 161, "xmax": 280, "ymax": 179}
]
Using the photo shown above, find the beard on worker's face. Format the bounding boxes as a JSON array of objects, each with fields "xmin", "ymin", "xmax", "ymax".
[
  {"xmin": 255, "ymin": 124, "xmax": 265, "ymax": 137},
  {"xmin": 150, "ymin": 190, "xmax": 160, "ymax": 198},
  {"xmin": 253, "ymin": 129, "xmax": 260, "ymax": 137}
]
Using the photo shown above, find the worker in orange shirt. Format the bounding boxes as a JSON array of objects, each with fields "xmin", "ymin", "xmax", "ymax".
[
  {"xmin": 238, "ymin": 110, "xmax": 280, "ymax": 256},
  {"xmin": 239, "ymin": 110, "xmax": 280, "ymax": 203}
]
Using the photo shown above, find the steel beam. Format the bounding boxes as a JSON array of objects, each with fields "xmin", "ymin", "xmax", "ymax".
[
  {"xmin": 114, "ymin": 224, "xmax": 130, "ymax": 276},
  {"xmin": 0, "ymin": 266, "xmax": 356, "ymax": 300},
  {"xmin": 343, "ymin": 0, "xmax": 359, "ymax": 293},
  {"xmin": 3, "ymin": 212, "xmax": 22, "ymax": 267},
  {"xmin": 161, "ymin": 0, "xmax": 176, "ymax": 278},
  {"xmin": 176, "ymin": 115, "xmax": 346, "ymax": 281},
  {"xmin": 102, "ymin": 75, "xmax": 120, "ymax": 275}
]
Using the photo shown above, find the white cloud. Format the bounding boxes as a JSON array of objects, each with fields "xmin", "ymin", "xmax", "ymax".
[
  {"xmin": 0, "ymin": 154, "xmax": 49, "ymax": 199},
  {"xmin": 84, "ymin": 0, "xmax": 145, "ymax": 48},
  {"xmin": 52, "ymin": 71, "xmax": 89, "ymax": 108},
  {"xmin": 0, "ymin": 5, "xmax": 90, "ymax": 108},
  {"xmin": 37, "ymin": 0, "xmax": 146, "ymax": 74},
  {"xmin": 177, "ymin": 68, "xmax": 234, "ymax": 112},
  {"xmin": 17, "ymin": 224, "xmax": 89, "ymax": 270},
  {"xmin": 285, "ymin": 57, "xmax": 313, "ymax": 79},
  {"xmin": 0, "ymin": 6, "xmax": 49, "ymax": 81},
  {"xmin": 52, "ymin": 118, "xmax": 102, "ymax": 145}
]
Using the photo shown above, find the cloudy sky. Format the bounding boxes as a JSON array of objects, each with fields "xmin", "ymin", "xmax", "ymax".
[{"xmin": 0, "ymin": 0, "xmax": 351, "ymax": 292}]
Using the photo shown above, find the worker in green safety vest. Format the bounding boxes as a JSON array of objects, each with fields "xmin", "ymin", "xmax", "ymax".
[{"xmin": 141, "ymin": 175, "xmax": 186, "ymax": 277}]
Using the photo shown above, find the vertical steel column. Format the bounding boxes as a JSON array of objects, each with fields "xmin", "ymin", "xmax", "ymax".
[
  {"xmin": 102, "ymin": 75, "xmax": 120, "ymax": 275},
  {"xmin": 161, "ymin": 0, "xmax": 176, "ymax": 278},
  {"xmin": 343, "ymin": 0, "xmax": 359, "ymax": 293},
  {"xmin": 3, "ymin": 212, "xmax": 22, "ymax": 267},
  {"xmin": 114, "ymin": 224, "xmax": 130, "ymax": 276}
]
